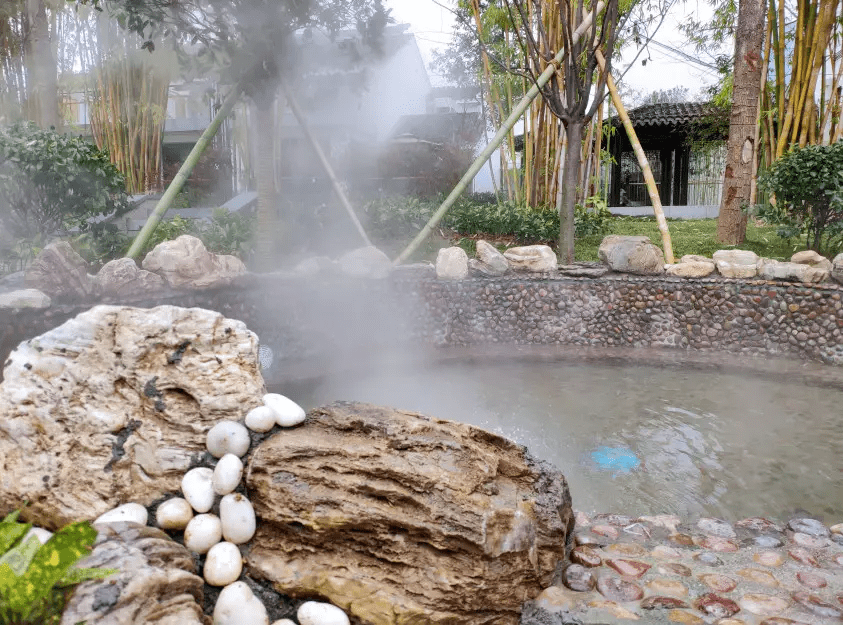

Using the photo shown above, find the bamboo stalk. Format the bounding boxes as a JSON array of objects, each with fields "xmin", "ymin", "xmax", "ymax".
[
  {"xmin": 595, "ymin": 48, "xmax": 674, "ymax": 263},
  {"xmin": 394, "ymin": 0, "xmax": 607, "ymax": 265},
  {"xmin": 127, "ymin": 84, "xmax": 242, "ymax": 259}
]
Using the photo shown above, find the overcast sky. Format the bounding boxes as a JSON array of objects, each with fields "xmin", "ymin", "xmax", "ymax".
[{"xmin": 386, "ymin": 0, "xmax": 728, "ymax": 100}]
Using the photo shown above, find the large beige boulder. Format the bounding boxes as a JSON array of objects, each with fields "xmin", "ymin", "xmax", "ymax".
[
  {"xmin": 61, "ymin": 523, "xmax": 210, "ymax": 625},
  {"xmin": 0, "ymin": 305, "xmax": 263, "ymax": 527},
  {"xmin": 757, "ymin": 258, "xmax": 829, "ymax": 283},
  {"xmin": 712, "ymin": 249, "xmax": 759, "ymax": 278},
  {"xmin": 503, "ymin": 245, "xmax": 557, "ymax": 272},
  {"xmin": 598, "ymin": 235, "xmax": 664, "ymax": 275},
  {"xmin": 25, "ymin": 241, "xmax": 95, "ymax": 300},
  {"xmin": 141, "ymin": 235, "xmax": 247, "ymax": 289},
  {"xmin": 96, "ymin": 257, "xmax": 166, "ymax": 297},
  {"xmin": 246, "ymin": 402, "xmax": 573, "ymax": 625},
  {"xmin": 665, "ymin": 260, "xmax": 716, "ymax": 278},
  {"xmin": 473, "ymin": 240, "xmax": 509, "ymax": 276},
  {"xmin": 791, "ymin": 250, "xmax": 832, "ymax": 272},
  {"xmin": 436, "ymin": 246, "xmax": 469, "ymax": 279}
]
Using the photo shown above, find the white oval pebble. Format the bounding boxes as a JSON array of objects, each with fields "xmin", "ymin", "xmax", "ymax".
[
  {"xmin": 263, "ymin": 393, "xmax": 306, "ymax": 427},
  {"xmin": 219, "ymin": 493, "xmax": 256, "ymax": 544},
  {"xmin": 94, "ymin": 502, "xmax": 148, "ymax": 526},
  {"xmin": 245, "ymin": 405, "xmax": 277, "ymax": 433},
  {"xmin": 270, "ymin": 621, "xmax": 296, "ymax": 625},
  {"xmin": 213, "ymin": 581, "xmax": 269, "ymax": 625},
  {"xmin": 213, "ymin": 454, "xmax": 244, "ymax": 496},
  {"xmin": 155, "ymin": 497, "xmax": 194, "ymax": 530},
  {"xmin": 22, "ymin": 527, "xmax": 53, "ymax": 545},
  {"xmin": 207, "ymin": 421, "xmax": 251, "ymax": 458},
  {"xmin": 183, "ymin": 513, "xmax": 222, "ymax": 554},
  {"xmin": 297, "ymin": 601, "xmax": 350, "ymax": 625},
  {"xmin": 182, "ymin": 467, "xmax": 216, "ymax": 513},
  {"xmin": 204, "ymin": 541, "xmax": 243, "ymax": 586}
]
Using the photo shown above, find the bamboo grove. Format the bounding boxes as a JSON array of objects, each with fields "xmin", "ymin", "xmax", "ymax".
[{"xmin": 464, "ymin": 0, "xmax": 610, "ymax": 210}]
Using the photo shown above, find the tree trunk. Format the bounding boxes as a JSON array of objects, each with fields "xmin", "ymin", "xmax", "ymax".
[
  {"xmin": 716, "ymin": 0, "xmax": 766, "ymax": 245},
  {"xmin": 24, "ymin": 0, "xmax": 58, "ymax": 129},
  {"xmin": 558, "ymin": 120, "xmax": 582, "ymax": 264},
  {"xmin": 253, "ymin": 96, "xmax": 280, "ymax": 272}
]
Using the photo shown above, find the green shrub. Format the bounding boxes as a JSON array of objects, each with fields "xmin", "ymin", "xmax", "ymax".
[
  {"xmin": 0, "ymin": 510, "xmax": 116, "ymax": 625},
  {"xmin": 759, "ymin": 142, "xmax": 843, "ymax": 255},
  {"xmin": 136, "ymin": 209, "xmax": 256, "ymax": 260},
  {"xmin": 0, "ymin": 123, "xmax": 130, "ymax": 242},
  {"xmin": 363, "ymin": 194, "xmax": 614, "ymax": 244}
]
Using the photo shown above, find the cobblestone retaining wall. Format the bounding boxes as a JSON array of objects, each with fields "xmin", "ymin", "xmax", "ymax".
[{"xmin": 3, "ymin": 273, "xmax": 843, "ymax": 383}]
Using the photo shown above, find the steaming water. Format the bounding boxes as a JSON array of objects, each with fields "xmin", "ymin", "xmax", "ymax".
[{"xmin": 278, "ymin": 360, "xmax": 843, "ymax": 522}]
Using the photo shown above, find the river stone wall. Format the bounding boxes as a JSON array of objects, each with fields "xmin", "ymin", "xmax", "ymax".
[{"xmin": 2, "ymin": 272, "xmax": 843, "ymax": 383}]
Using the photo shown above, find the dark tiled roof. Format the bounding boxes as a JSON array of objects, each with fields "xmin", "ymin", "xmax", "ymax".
[{"xmin": 619, "ymin": 102, "xmax": 721, "ymax": 128}]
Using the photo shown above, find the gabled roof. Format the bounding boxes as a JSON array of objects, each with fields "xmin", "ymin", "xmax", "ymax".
[{"xmin": 618, "ymin": 102, "xmax": 721, "ymax": 128}]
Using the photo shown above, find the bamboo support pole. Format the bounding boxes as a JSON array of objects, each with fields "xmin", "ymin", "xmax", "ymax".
[
  {"xmin": 394, "ymin": 0, "xmax": 606, "ymax": 265},
  {"xmin": 127, "ymin": 83, "xmax": 242, "ymax": 259},
  {"xmin": 594, "ymin": 49, "xmax": 674, "ymax": 263},
  {"xmin": 281, "ymin": 80, "xmax": 372, "ymax": 247}
]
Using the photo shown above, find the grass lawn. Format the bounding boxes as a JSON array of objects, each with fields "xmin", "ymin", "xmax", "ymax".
[{"xmin": 572, "ymin": 217, "xmax": 800, "ymax": 262}]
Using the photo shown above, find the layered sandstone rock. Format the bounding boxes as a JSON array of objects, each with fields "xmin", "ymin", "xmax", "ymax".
[
  {"xmin": 61, "ymin": 523, "xmax": 210, "ymax": 625},
  {"xmin": 504, "ymin": 245, "xmax": 558, "ymax": 272},
  {"xmin": 0, "ymin": 305, "xmax": 263, "ymax": 526},
  {"xmin": 245, "ymin": 401, "xmax": 573, "ymax": 625}
]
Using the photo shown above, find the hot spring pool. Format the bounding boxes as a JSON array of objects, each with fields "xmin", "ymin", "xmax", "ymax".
[{"xmin": 276, "ymin": 355, "xmax": 843, "ymax": 522}]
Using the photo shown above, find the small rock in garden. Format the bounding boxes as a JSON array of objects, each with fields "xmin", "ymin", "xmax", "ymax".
[
  {"xmin": 642, "ymin": 596, "xmax": 689, "ymax": 610},
  {"xmin": 787, "ymin": 517, "xmax": 829, "ymax": 537},
  {"xmin": 757, "ymin": 258, "xmax": 828, "ymax": 283},
  {"xmin": 297, "ymin": 601, "xmax": 351, "ymax": 625},
  {"xmin": 156, "ymin": 497, "xmax": 193, "ymax": 530},
  {"xmin": 474, "ymin": 240, "xmax": 509, "ymax": 276},
  {"xmin": 263, "ymin": 393, "xmax": 306, "ymax": 427},
  {"xmin": 753, "ymin": 550, "xmax": 784, "ymax": 567},
  {"xmin": 182, "ymin": 467, "xmax": 216, "ymax": 513},
  {"xmin": 736, "ymin": 568, "xmax": 780, "ymax": 587},
  {"xmin": 598, "ymin": 235, "xmax": 664, "ymax": 275},
  {"xmin": 207, "ymin": 420, "xmax": 251, "ymax": 458},
  {"xmin": 695, "ymin": 593, "xmax": 740, "ymax": 619},
  {"xmin": 561, "ymin": 563, "xmax": 595, "ymax": 591},
  {"xmin": 204, "ymin": 541, "xmax": 243, "ymax": 586},
  {"xmin": 739, "ymin": 593, "xmax": 789, "ymax": 616},
  {"xmin": 791, "ymin": 250, "xmax": 832, "ymax": 271},
  {"xmin": 245, "ymin": 405, "xmax": 277, "ymax": 433},
  {"xmin": 213, "ymin": 454, "xmax": 244, "ymax": 495},
  {"xmin": 606, "ymin": 558, "xmax": 650, "ymax": 578},
  {"xmin": 698, "ymin": 517, "xmax": 736, "ymax": 538},
  {"xmin": 184, "ymin": 513, "xmax": 223, "ymax": 554},
  {"xmin": 220, "ymin": 493, "xmax": 256, "ymax": 544},
  {"xmin": 503, "ymin": 245, "xmax": 557, "ymax": 272},
  {"xmin": 665, "ymin": 261, "xmax": 715, "ymax": 278},
  {"xmin": 435, "ymin": 246, "xmax": 469, "ymax": 280},
  {"xmin": 142, "ymin": 235, "xmax": 247, "ymax": 289},
  {"xmin": 596, "ymin": 574, "xmax": 644, "ymax": 602},
  {"xmin": 832, "ymin": 252, "xmax": 843, "ymax": 283},
  {"xmin": 699, "ymin": 573, "xmax": 737, "ymax": 593},
  {"xmin": 796, "ymin": 571, "xmax": 827, "ymax": 589},
  {"xmin": 337, "ymin": 246, "xmax": 391, "ymax": 279},
  {"xmin": 713, "ymin": 249, "xmax": 758, "ymax": 278},
  {"xmin": 213, "ymin": 581, "xmax": 269, "ymax": 625},
  {"xmin": 790, "ymin": 591, "xmax": 843, "ymax": 619},
  {"xmin": 570, "ymin": 545, "xmax": 602, "ymax": 567},
  {"xmin": 0, "ymin": 288, "xmax": 51, "ymax": 309},
  {"xmin": 94, "ymin": 502, "xmax": 148, "ymax": 526},
  {"xmin": 646, "ymin": 578, "xmax": 689, "ymax": 596}
]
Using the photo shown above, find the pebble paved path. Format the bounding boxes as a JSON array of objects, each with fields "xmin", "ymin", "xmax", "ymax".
[{"xmin": 532, "ymin": 511, "xmax": 843, "ymax": 624}]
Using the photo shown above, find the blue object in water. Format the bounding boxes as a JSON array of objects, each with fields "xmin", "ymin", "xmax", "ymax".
[{"xmin": 591, "ymin": 446, "xmax": 640, "ymax": 473}]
